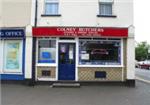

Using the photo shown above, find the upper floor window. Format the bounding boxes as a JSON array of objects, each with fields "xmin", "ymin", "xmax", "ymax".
[
  {"xmin": 99, "ymin": 0, "xmax": 113, "ymax": 16},
  {"xmin": 45, "ymin": 0, "xmax": 59, "ymax": 15}
]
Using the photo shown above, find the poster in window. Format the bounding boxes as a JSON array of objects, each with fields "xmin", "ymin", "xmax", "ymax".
[
  {"xmin": 69, "ymin": 45, "xmax": 74, "ymax": 60},
  {"xmin": 81, "ymin": 54, "xmax": 89, "ymax": 60},
  {"xmin": 5, "ymin": 43, "xmax": 20, "ymax": 70},
  {"xmin": 39, "ymin": 48, "xmax": 56, "ymax": 63},
  {"xmin": 60, "ymin": 45, "xmax": 66, "ymax": 53},
  {"xmin": 69, "ymin": 50, "xmax": 73, "ymax": 60}
]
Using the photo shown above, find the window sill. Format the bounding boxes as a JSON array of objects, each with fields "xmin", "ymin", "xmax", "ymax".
[
  {"xmin": 37, "ymin": 77, "xmax": 56, "ymax": 81},
  {"xmin": 97, "ymin": 15, "xmax": 117, "ymax": 18},
  {"xmin": 77, "ymin": 65, "xmax": 124, "ymax": 68},
  {"xmin": 36, "ymin": 63, "xmax": 57, "ymax": 67},
  {"xmin": 41, "ymin": 14, "xmax": 61, "ymax": 17},
  {"xmin": 0, "ymin": 72, "xmax": 23, "ymax": 75}
]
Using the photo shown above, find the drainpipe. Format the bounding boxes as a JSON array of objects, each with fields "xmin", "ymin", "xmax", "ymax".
[
  {"xmin": 34, "ymin": 0, "xmax": 38, "ymax": 27},
  {"xmin": 31, "ymin": 0, "xmax": 38, "ymax": 85}
]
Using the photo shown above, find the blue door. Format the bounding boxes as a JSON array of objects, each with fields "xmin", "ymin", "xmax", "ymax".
[{"xmin": 58, "ymin": 43, "xmax": 75, "ymax": 80}]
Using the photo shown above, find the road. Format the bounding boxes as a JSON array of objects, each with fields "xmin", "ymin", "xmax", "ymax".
[{"xmin": 135, "ymin": 68, "xmax": 150, "ymax": 82}]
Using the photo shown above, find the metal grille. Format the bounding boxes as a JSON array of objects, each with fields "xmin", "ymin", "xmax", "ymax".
[{"xmin": 37, "ymin": 67, "xmax": 56, "ymax": 78}]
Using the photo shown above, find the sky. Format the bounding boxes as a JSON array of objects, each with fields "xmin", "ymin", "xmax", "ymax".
[{"xmin": 134, "ymin": 0, "xmax": 150, "ymax": 43}]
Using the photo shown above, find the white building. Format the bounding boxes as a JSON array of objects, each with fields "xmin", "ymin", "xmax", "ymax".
[
  {"xmin": 0, "ymin": 0, "xmax": 135, "ymax": 86},
  {"xmin": 31, "ymin": 0, "xmax": 135, "ymax": 86},
  {"xmin": 0, "ymin": 0, "xmax": 33, "ymax": 83}
]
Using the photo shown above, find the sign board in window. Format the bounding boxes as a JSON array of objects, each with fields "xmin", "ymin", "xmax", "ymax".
[
  {"xmin": 81, "ymin": 54, "xmax": 89, "ymax": 60},
  {"xmin": 69, "ymin": 45, "xmax": 74, "ymax": 60},
  {"xmin": 4, "ymin": 41, "xmax": 22, "ymax": 73}
]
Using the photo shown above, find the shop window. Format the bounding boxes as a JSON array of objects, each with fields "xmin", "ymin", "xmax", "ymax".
[
  {"xmin": 38, "ymin": 40, "xmax": 56, "ymax": 63},
  {"xmin": 79, "ymin": 39, "xmax": 121, "ymax": 65},
  {"xmin": 45, "ymin": 0, "xmax": 59, "ymax": 15},
  {"xmin": 99, "ymin": 0, "xmax": 113, "ymax": 16},
  {"xmin": 3, "ymin": 41, "xmax": 22, "ymax": 73}
]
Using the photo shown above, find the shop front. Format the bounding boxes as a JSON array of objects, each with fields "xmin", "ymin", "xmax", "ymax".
[
  {"xmin": 0, "ymin": 28, "xmax": 25, "ymax": 80},
  {"xmin": 32, "ymin": 27, "xmax": 128, "ymax": 82}
]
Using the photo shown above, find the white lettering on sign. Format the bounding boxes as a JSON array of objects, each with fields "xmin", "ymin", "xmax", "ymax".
[
  {"xmin": 57, "ymin": 28, "xmax": 76, "ymax": 32},
  {"xmin": 57, "ymin": 28, "xmax": 104, "ymax": 32},
  {"xmin": 56, "ymin": 27, "xmax": 104, "ymax": 36},
  {"xmin": 5, "ymin": 31, "xmax": 22, "ymax": 36},
  {"xmin": 0, "ymin": 30, "xmax": 24, "ymax": 37},
  {"xmin": 0, "ymin": 32, "xmax": 4, "ymax": 36}
]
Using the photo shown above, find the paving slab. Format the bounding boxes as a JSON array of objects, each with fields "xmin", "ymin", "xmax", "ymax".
[{"xmin": 1, "ymin": 81, "xmax": 150, "ymax": 105}]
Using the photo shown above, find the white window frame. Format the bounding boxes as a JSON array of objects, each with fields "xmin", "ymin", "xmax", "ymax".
[
  {"xmin": 0, "ymin": 40, "xmax": 4, "ymax": 74},
  {"xmin": 77, "ymin": 38, "xmax": 123, "ymax": 67},
  {"xmin": 36, "ymin": 38, "xmax": 57, "ymax": 67},
  {"xmin": 36, "ymin": 38, "xmax": 58, "ymax": 81},
  {"xmin": 3, "ymin": 40, "xmax": 23, "ymax": 74},
  {"xmin": 99, "ymin": 0, "xmax": 114, "ymax": 16},
  {"xmin": 44, "ymin": 0, "xmax": 59, "ymax": 15}
]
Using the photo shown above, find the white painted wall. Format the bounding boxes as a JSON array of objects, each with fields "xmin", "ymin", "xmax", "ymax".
[
  {"xmin": 24, "ymin": 25, "xmax": 33, "ymax": 79},
  {"xmin": 126, "ymin": 26, "xmax": 135, "ymax": 80},
  {"xmin": 1, "ymin": 0, "xmax": 32, "ymax": 27},
  {"xmin": 30, "ymin": 0, "xmax": 36, "ymax": 26},
  {"xmin": 97, "ymin": 0, "xmax": 133, "ymax": 27},
  {"xmin": 37, "ymin": 0, "xmax": 133, "ymax": 27},
  {"xmin": 36, "ymin": 0, "xmax": 135, "ymax": 80},
  {"xmin": 0, "ymin": 0, "xmax": 33, "ymax": 79},
  {"xmin": 0, "ymin": 0, "xmax": 2, "ymax": 27},
  {"xmin": 126, "ymin": 37, "xmax": 135, "ymax": 79}
]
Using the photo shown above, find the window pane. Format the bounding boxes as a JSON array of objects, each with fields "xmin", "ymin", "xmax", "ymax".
[
  {"xmin": 38, "ymin": 40, "xmax": 56, "ymax": 63},
  {"xmin": 79, "ymin": 40, "xmax": 121, "ymax": 65},
  {"xmin": 45, "ymin": 3, "xmax": 58, "ymax": 15},
  {"xmin": 100, "ymin": 3, "xmax": 112, "ymax": 15},
  {"xmin": 4, "ymin": 41, "xmax": 22, "ymax": 72}
]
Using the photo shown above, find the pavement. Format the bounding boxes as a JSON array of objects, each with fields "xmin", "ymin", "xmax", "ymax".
[
  {"xmin": 1, "ymin": 80, "xmax": 150, "ymax": 105},
  {"xmin": 1, "ymin": 68, "xmax": 150, "ymax": 105}
]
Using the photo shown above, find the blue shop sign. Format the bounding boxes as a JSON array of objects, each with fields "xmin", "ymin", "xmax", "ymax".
[{"xmin": 0, "ymin": 29, "xmax": 25, "ymax": 38}]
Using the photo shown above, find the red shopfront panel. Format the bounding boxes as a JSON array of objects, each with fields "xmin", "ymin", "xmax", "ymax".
[{"xmin": 32, "ymin": 27, "xmax": 128, "ymax": 38}]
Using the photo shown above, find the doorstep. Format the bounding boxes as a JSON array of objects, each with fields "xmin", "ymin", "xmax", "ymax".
[{"xmin": 52, "ymin": 82, "xmax": 80, "ymax": 88}]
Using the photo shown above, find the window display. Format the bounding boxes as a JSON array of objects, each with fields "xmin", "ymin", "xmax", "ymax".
[
  {"xmin": 4, "ymin": 41, "xmax": 22, "ymax": 72},
  {"xmin": 79, "ymin": 39, "xmax": 121, "ymax": 65},
  {"xmin": 38, "ymin": 40, "xmax": 56, "ymax": 63}
]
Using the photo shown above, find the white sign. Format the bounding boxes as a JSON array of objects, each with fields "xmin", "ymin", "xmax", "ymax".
[
  {"xmin": 69, "ymin": 51, "xmax": 73, "ymax": 60},
  {"xmin": 81, "ymin": 54, "xmax": 89, "ymax": 60}
]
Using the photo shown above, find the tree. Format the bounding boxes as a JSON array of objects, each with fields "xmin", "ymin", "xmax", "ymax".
[{"xmin": 135, "ymin": 41, "xmax": 150, "ymax": 61}]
